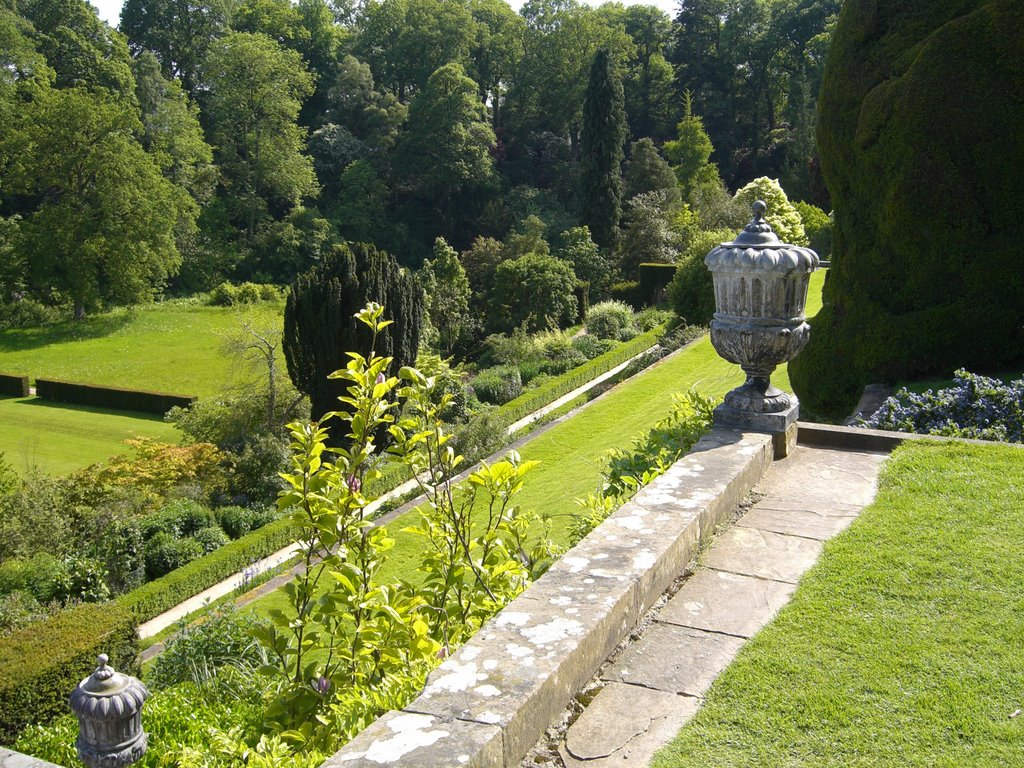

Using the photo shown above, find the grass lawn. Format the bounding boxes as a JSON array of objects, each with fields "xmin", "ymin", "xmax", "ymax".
[
  {"xmin": 247, "ymin": 271, "xmax": 826, "ymax": 615},
  {"xmin": 0, "ymin": 396, "xmax": 180, "ymax": 475},
  {"xmin": 652, "ymin": 440, "xmax": 1024, "ymax": 767},
  {"xmin": 0, "ymin": 300, "xmax": 284, "ymax": 398}
]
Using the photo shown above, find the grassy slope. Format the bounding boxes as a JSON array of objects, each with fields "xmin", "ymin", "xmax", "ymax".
[
  {"xmin": 653, "ymin": 440, "xmax": 1024, "ymax": 768},
  {"xmin": 0, "ymin": 397, "xmax": 180, "ymax": 475},
  {"xmin": 0, "ymin": 301, "xmax": 284, "ymax": 397},
  {"xmin": 249, "ymin": 271, "xmax": 826, "ymax": 615}
]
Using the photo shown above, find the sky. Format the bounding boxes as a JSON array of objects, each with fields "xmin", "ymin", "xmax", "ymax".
[{"xmin": 90, "ymin": 0, "xmax": 680, "ymax": 28}]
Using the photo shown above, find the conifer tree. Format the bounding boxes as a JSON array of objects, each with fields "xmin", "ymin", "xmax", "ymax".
[
  {"xmin": 579, "ymin": 49, "xmax": 628, "ymax": 251},
  {"xmin": 283, "ymin": 242, "xmax": 424, "ymax": 442}
]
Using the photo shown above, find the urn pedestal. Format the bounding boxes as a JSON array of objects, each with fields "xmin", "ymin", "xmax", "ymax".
[{"xmin": 705, "ymin": 201, "xmax": 820, "ymax": 455}]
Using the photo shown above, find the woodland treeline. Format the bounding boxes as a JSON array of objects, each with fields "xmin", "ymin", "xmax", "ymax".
[{"xmin": 0, "ymin": 0, "xmax": 839, "ymax": 320}]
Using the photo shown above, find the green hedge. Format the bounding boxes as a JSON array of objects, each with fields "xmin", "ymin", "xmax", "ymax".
[
  {"xmin": 0, "ymin": 602, "xmax": 138, "ymax": 744},
  {"xmin": 117, "ymin": 516, "xmax": 298, "ymax": 622},
  {"xmin": 494, "ymin": 323, "xmax": 665, "ymax": 430},
  {"xmin": 0, "ymin": 372, "xmax": 29, "ymax": 398},
  {"xmin": 638, "ymin": 263, "xmax": 677, "ymax": 306},
  {"xmin": 35, "ymin": 378, "xmax": 196, "ymax": 415}
]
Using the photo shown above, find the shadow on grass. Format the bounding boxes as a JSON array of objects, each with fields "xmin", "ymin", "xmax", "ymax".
[
  {"xmin": 0, "ymin": 310, "xmax": 134, "ymax": 353},
  {"xmin": 4, "ymin": 395, "xmax": 168, "ymax": 422}
]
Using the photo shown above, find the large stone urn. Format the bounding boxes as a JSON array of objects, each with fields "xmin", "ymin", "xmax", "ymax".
[{"xmin": 705, "ymin": 200, "xmax": 819, "ymax": 446}]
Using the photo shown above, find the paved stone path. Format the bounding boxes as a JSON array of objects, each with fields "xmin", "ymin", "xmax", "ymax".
[{"xmin": 553, "ymin": 443, "xmax": 887, "ymax": 768}]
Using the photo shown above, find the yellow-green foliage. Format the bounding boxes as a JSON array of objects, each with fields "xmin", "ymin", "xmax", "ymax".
[
  {"xmin": 792, "ymin": 0, "xmax": 1024, "ymax": 415},
  {"xmin": 733, "ymin": 177, "xmax": 807, "ymax": 245}
]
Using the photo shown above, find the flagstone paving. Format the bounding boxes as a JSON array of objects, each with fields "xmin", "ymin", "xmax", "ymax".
[{"xmin": 554, "ymin": 444, "xmax": 887, "ymax": 768}]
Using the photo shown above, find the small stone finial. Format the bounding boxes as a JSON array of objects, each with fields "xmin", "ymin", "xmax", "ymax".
[
  {"xmin": 752, "ymin": 200, "xmax": 767, "ymax": 220},
  {"xmin": 71, "ymin": 653, "xmax": 150, "ymax": 768}
]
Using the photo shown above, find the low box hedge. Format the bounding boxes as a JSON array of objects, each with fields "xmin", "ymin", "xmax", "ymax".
[
  {"xmin": 35, "ymin": 378, "xmax": 196, "ymax": 415},
  {"xmin": 116, "ymin": 516, "xmax": 298, "ymax": 622},
  {"xmin": 0, "ymin": 372, "xmax": 30, "ymax": 398},
  {"xmin": 0, "ymin": 602, "xmax": 138, "ymax": 743}
]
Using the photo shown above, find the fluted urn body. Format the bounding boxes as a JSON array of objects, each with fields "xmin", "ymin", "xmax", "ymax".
[
  {"xmin": 69, "ymin": 655, "xmax": 150, "ymax": 768},
  {"xmin": 705, "ymin": 200, "xmax": 819, "ymax": 429}
]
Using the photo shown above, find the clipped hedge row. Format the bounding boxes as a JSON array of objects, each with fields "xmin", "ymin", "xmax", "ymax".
[
  {"xmin": 35, "ymin": 378, "xmax": 196, "ymax": 415},
  {"xmin": 495, "ymin": 323, "xmax": 665, "ymax": 430},
  {"xmin": 116, "ymin": 516, "xmax": 297, "ymax": 622},
  {"xmin": 0, "ymin": 372, "xmax": 29, "ymax": 397},
  {"xmin": 0, "ymin": 602, "xmax": 138, "ymax": 743},
  {"xmin": 638, "ymin": 263, "xmax": 677, "ymax": 306}
]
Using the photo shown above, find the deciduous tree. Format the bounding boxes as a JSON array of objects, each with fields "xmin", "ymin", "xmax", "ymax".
[
  {"xmin": 203, "ymin": 31, "xmax": 317, "ymax": 241},
  {"xmin": 2, "ymin": 88, "xmax": 183, "ymax": 318}
]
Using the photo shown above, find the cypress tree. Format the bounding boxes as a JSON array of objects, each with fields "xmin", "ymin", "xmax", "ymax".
[
  {"xmin": 283, "ymin": 242, "xmax": 424, "ymax": 442},
  {"xmin": 580, "ymin": 49, "xmax": 628, "ymax": 251}
]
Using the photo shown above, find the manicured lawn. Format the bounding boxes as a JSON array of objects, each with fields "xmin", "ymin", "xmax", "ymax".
[
  {"xmin": 0, "ymin": 300, "xmax": 285, "ymax": 398},
  {"xmin": 0, "ymin": 396, "xmax": 180, "ymax": 475},
  {"xmin": 249, "ymin": 271, "xmax": 827, "ymax": 616},
  {"xmin": 652, "ymin": 440, "xmax": 1024, "ymax": 767}
]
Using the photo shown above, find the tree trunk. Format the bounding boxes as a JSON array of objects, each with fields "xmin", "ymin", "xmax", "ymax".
[{"xmin": 74, "ymin": 298, "xmax": 86, "ymax": 321}]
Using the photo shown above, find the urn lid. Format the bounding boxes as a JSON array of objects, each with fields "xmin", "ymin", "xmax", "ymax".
[
  {"xmin": 705, "ymin": 200, "xmax": 819, "ymax": 273},
  {"xmin": 69, "ymin": 655, "xmax": 150, "ymax": 720}
]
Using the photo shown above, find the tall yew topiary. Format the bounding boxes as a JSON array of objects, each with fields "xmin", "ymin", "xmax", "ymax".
[
  {"xmin": 790, "ymin": 0, "xmax": 1024, "ymax": 416},
  {"xmin": 580, "ymin": 49, "xmax": 627, "ymax": 251},
  {"xmin": 283, "ymin": 242, "xmax": 424, "ymax": 440}
]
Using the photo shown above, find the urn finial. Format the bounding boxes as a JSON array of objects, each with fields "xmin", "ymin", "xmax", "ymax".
[{"xmin": 70, "ymin": 653, "xmax": 149, "ymax": 768}]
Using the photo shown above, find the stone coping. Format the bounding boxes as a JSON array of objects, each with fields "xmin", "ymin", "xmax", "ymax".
[
  {"xmin": 323, "ymin": 427, "xmax": 774, "ymax": 767},
  {"xmin": 0, "ymin": 748, "xmax": 63, "ymax": 768},
  {"xmin": 796, "ymin": 421, "xmax": 1024, "ymax": 452}
]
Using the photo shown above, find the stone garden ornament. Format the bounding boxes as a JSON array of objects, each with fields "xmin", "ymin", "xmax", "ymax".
[
  {"xmin": 705, "ymin": 200, "xmax": 820, "ymax": 453},
  {"xmin": 69, "ymin": 654, "xmax": 150, "ymax": 768}
]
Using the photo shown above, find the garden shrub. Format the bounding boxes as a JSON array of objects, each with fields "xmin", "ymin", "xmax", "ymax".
[
  {"xmin": 666, "ymin": 228, "xmax": 735, "ymax": 325},
  {"xmin": 733, "ymin": 177, "xmax": 807, "ymax": 245},
  {"xmin": 0, "ymin": 296, "xmax": 63, "ymax": 329},
  {"xmin": 51, "ymin": 555, "xmax": 110, "ymax": 604},
  {"xmin": 0, "ymin": 553, "xmax": 67, "ymax": 603},
  {"xmin": 517, "ymin": 357, "xmax": 546, "ymax": 384},
  {"xmin": 635, "ymin": 307, "xmax": 672, "ymax": 331},
  {"xmin": 585, "ymin": 300, "xmax": 637, "ymax": 341},
  {"xmin": 142, "ymin": 499, "xmax": 217, "ymax": 540},
  {"xmin": 229, "ymin": 434, "xmax": 290, "ymax": 502},
  {"xmin": 149, "ymin": 608, "xmax": 264, "ymax": 690},
  {"xmin": 537, "ymin": 333, "xmax": 587, "ymax": 375},
  {"xmin": 541, "ymin": 348, "xmax": 587, "ymax": 376},
  {"xmin": 572, "ymin": 334, "xmax": 617, "ymax": 359},
  {"xmin": 471, "ymin": 365, "xmax": 523, "ymax": 405},
  {"xmin": 860, "ymin": 370, "xmax": 1024, "ymax": 443},
  {"xmin": 481, "ymin": 330, "xmax": 541, "ymax": 368},
  {"xmin": 145, "ymin": 532, "xmax": 206, "ymax": 581},
  {"xmin": 0, "ymin": 590, "xmax": 48, "ymax": 635},
  {"xmin": 193, "ymin": 526, "xmax": 231, "ymax": 554},
  {"xmin": 208, "ymin": 282, "xmax": 278, "ymax": 307},
  {"xmin": 0, "ymin": 601, "xmax": 138, "ymax": 742},
  {"xmin": 234, "ymin": 282, "xmax": 263, "ymax": 304},
  {"xmin": 87, "ymin": 439, "xmax": 227, "ymax": 498},
  {"xmin": 214, "ymin": 505, "xmax": 276, "ymax": 539},
  {"xmin": 791, "ymin": 0, "xmax": 1024, "ymax": 416},
  {"xmin": 793, "ymin": 200, "xmax": 832, "ymax": 258},
  {"xmin": 207, "ymin": 281, "xmax": 238, "ymax": 306}
]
